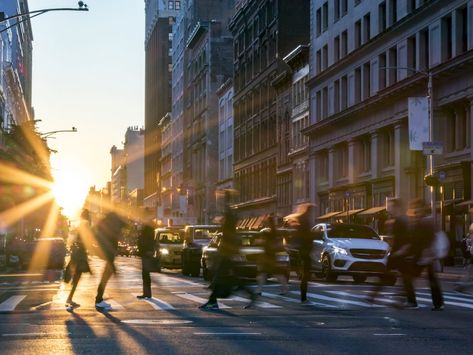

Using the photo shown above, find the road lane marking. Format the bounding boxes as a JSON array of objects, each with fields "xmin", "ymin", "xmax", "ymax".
[
  {"xmin": 194, "ymin": 332, "xmax": 261, "ymax": 335},
  {"xmin": 373, "ymin": 333, "xmax": 406, "ymax": 336},
  {"xmin": 326, "ymin": 290, "xmax": 396, "ymax": 305},
  {"xmin": 173, "ymin": 292, "xmax": 231, "ymax": 309},
  {"xmin": 417, "ymin": 292, "xmax": 473, "ymax": 304},
  {"xmin": 132, "ymin": 294, "xmax": 176, "ymax": 310},
  {"xmin": 415, "ymin": 296, "xmax": 473, "ymax": 310},
  {"xmin": 0, "ymin": 295, "xmax": 26, "ymax": 311},
  {"xmin": 2, "ymin": 332, "xmax": 71, "ymax": 337},
  {"xmin": 123, "ymin": 319, "xmax": 192, "ymax": 325},
  {"xmin": 291, "ymin": 291, "xmax": 383, "ymax": 308},
  {"xmin": 227, "ymin": 295, "xmax": 281, "ymax": 308},
  {"xmin": 262, "ymin": 292, "xmax": 337, "ymax": 308}
]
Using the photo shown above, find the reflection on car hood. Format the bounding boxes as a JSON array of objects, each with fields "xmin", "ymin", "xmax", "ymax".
[
  {"xmin": 239, "ymin": 246, "xmax": 264, "ymax": 256},
  {"xmin": 326, "ymin": 238, "xmax": 389, "ymax": 250},
  {"xmin": 192, "ymin": 239, "xmax": 211, "ymax": 248}
]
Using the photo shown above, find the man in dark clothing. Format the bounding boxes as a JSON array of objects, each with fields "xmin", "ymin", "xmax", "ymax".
[
  {"xmin": 94, "ymin": 212, "xmax": 126, "ymax": 310},
  {"xmin": 137, "ymin": 222, "xmax": 155, "ymax": 299},
  {"xmin": 294, "ymin": 203, "xmax": 316, "ymax": 304},
  {"xmin": 406, "ymin": 200, "xmax": 444, "ymax": 310}
]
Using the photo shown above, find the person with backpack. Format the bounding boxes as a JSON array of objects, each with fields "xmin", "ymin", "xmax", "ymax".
[
  {"xmin": 65, "ymin": 209, "xmax": 92, "ymax": 312},
  {"xmin": 94, "ymin": 211, "xmax": 127, "ymax": 311}
]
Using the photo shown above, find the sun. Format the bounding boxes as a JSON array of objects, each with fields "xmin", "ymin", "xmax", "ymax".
[{"xmin": 51, "ymin": 168, "xmax": 89, "ymax": 218}]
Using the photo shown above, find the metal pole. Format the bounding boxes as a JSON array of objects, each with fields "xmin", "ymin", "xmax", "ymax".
[{"xmin": 428, "ymin": 71, "xmax": 436, "ymax": 225}]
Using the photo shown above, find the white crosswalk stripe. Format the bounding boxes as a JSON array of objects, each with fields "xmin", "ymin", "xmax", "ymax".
[
  {"xmin": 132, "ymin": 294, "xmax": 176, "ymax": 310},
  {"xmin": 262, "ymin": 291, "xmax": 338, "ymax": 308},
  {"xmin": 416, "ymin": 291, "xmax": 473, "ymax": 304},
  {"xmin": 415, "ymin": 296, "xmax": 473, "ymax": 310},
  {"xmin": 227, "ymin": 295, "xmax": 281, "ymax": 309},
  {"xmin": 290, "ymin": 291, "xmax": 383, "ymax": 308},
  {"xmin": 0, "ymin": 295, "xmax": 26, "ymax": 311},
  {"xmin": 173, "ymin": 292, "xmax": 232, "ymax": 308}
]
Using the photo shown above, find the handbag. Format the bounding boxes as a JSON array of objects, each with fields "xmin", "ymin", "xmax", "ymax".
[{"xmin": 143, "ymin": 253, "xmax": 161, "ymax": 273}]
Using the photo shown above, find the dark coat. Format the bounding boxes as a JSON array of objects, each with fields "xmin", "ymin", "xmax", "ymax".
[
  {"xmin": 138, "ymin": 225, "xmax": 155, "ymax": 258},
  {"xmin": 95, "ymin": 212, "xmax": 126, "ymax": 263},
  {"xmin": 70, "ymin": 235, "xmax": 90, "ymax": 273}
]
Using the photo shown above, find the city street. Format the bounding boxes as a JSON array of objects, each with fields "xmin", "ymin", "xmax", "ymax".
[{"xmin": 0, "ymin": 257, "xmax": 471, "ymax": 354}]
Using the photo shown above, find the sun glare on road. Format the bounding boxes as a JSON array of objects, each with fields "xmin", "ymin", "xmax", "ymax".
[{"xmin": 52, "ymin": 167, "xmax": 89, "ymax": 218}]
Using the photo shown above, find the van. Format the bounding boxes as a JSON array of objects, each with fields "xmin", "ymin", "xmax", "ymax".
[{"xmin": 154, "ymin": 228, "xmax": 184, "ymax": 269}]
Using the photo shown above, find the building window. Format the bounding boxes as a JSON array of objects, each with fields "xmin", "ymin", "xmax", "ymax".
[
  {"xmin": 383, "ymin": 129, "xmax": 395, "ymax": 167},
  {"xmin": 316, "ymin": 90, "xmax": 322, "ymax": 121},
  {"xmin": 354, "ymin": 67, "xmax": 361, "ymax": 104},
  {"xmin": 175, "ymin": 1, "xmax": 181, "ymax": 10},
  {"xmin": 322, "ymin": 44, "xmax": 328, "ymax": 70},
  {"xmin": 317, "ymin": 151, "xmax": 329, "ymax": 182},
  {"xmin": 341, "ymin": 0, "xmax": 347, "ymax": 16},
  {"xmin": 322, "ymin": 87, "xmax": 328, "ymax": 119},
  {"xmin": 441, "ymin": 14, "xmax": 453, "ymax": 61},
  {"xmin": 389, "ymin": 0, "xmax": 397, "ymax": 26},
  {"xmin": 334, "ymin": 79, "xmax": 340, "ymax": 114},
  {"xmin": 322, "ymin": 2, "xmax": 328, "ymax": 32},
  {"xmin": 355, "ymin": 20, "xmax": 361, "ymax": 49},
  {"xmin": 341, "ymin": 75, "xmax": 348, "ymax": 110},
  {"xmin": 457, "ymin": 7, "xmax": 468, "ymax": 55},
  {"xmin": 334, "ymin": 0, "xmax": 340, "ymax": 21},
  {"xmin": 316, "ymin": 49, "xmax": 322, "ymax": 74},
  {"xmin": 337, "ymin": 144, "xmax": 348, "ymax": 179},
  {"xmin": 168, "ymin": 1, "xmax": 174, "ymax": 10},
  {"xmin": 316, "ymin": 8, "xmax": 322, "ymax": 36},
  {"xmin": 379, "ymin": 1, "xmax": 386, "ymax": 33},
  {"xmin": 407, "ymin": 35, "xmax": 417, "ymax": 73},
  {"xmin": 445, "ymin": 103, "xmax": 470, "ymax": 152},
  {"xmin": 363, "ymin": 13, "xmax": 371, "ymax": 43},
  {"xmin": 341, "ymin": 30, "xmax": 348, "ymax": 57},
  {"xmin": 419, "ymin": 27, "xmax": 430, "ymax": 70},
  {"xmin": 334, "ymin": 35, "xmax": 340, "ymax": 61},
  {"xmin": 388, "ymin": 46, "xmax": 398, "ymax": 85},
  {"xmin": 363, "ymin": 62, "xmax": 371, "ymax": 100}
]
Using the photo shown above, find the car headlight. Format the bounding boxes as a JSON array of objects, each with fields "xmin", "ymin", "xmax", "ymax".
[
  {"xmin": 160, "ymin": 248, "xmax": 169, "ymax": 255},
  {"xmin": 333, "ymin": 246, "xmax": 348, "ymax": 256}
]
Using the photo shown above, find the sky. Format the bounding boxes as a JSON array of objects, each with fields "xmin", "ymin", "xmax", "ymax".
[{"xmin": 30, "ymin": 0, "xmax": 145, "ymax": 214}]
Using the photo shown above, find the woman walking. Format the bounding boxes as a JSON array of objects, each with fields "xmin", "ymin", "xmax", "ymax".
[{"xmin": 65, "ymin": 209, "xmax": 92, "ymax": 312}]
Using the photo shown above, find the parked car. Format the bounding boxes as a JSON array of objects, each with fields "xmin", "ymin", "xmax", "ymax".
[
  {"xmin": 201, "ymin": 230, "xmax": 290, "ymax": 282},
  {"xmin": 16, "ymin": 237, "xmax": 67, "ymax": 270},
  {"xmin": 310, "ymin": 223, "xmax": 395, "ymax": 284},
  {"xmin": 181, "ymin": 225, "xmax": 221, "ymax": 277},
  {"xmin": 154, "ymin": 227, "xmax": 184, "ymax": 269},
  {"xmin": 117, "ymin": 242, "xmax": 130, "ymax": 257}
]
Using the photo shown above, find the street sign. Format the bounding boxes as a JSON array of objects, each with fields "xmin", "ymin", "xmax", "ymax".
[{"xmin": 422, "ymin": 142, "xmax": 443, "ymax": 155}]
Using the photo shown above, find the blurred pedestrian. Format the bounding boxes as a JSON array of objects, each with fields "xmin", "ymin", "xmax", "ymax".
[
  {"xmin": 94, "ymin": 211, "xmax": 127, "ymax": 311},
  {"xmin": 368, "ymin": 199, "xmax": 409, "ymax": 304},
  {"xmin": 256, "ymin": 214, "xmax": 288, "ymax": 295},
  {"xmin": 456, "ymin": 223, "xmax": 473, "ymax": 292},
  {"xmin": 200, "ymin": 192, "xmax": 257, "ymax": 310},
  {"xmin": 403, "ymin": 198, "xmax": 444, "ymax": 310},
  {"xmin": 293, "ymin": 203, "xmax": 316, "ymax": 305},
  {"xmin": 137, "ymin": 219, "xmax": 155, "ymax": 299},
  {"xmin": 65, "ymin": 209, "xmax": 92, "ymax": 312}
]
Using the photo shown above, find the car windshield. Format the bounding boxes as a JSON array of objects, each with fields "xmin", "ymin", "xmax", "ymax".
[
  {"xmin": 159, "ymin": 232, "xmax": 182, "ymax": 244},
  {"xmin": 326, "ymin": 225, "xmax": 380, "ymax": 240},
  {"xmin": 193, "ymin": 229, "xmax": 220, "ymax": 240}
]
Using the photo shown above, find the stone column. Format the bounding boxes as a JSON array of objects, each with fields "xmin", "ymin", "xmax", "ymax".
[
  {"xmin": 371, "ymin": 131, "xmax": 379, "ymax": 180},
  {"xmin": 348, "ymin": 139, "xmax": 356, "ymax": 184},
  {"xmin": 328, "ymin": 146, "xmax": 336, "ymax": 189}
]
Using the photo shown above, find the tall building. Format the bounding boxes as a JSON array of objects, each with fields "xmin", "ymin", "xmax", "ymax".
[
  {"xmin": 229, "ymin": 0, "xmax": 310, "ymax": 219},
  {"xmin": 216, "ymin": 79, "xmax": 234, "ymax": 214},
  {"xmin": 306, "ymin": 0, "xmax": 473, "ymax": 242},
  {"xmin": 0, "ymin": 0, "xmax": 34, "ymax": 136},
  {"xmin": 170, "ymin": 0, "xmax": 234, "ymax": 224},
  {"xmin": 110, "ymin": 145, "xmax": 125, "ymax": 203},
  {"xmin": 144, "ymin": 0, "xmax": 178, "ymax": 214}
]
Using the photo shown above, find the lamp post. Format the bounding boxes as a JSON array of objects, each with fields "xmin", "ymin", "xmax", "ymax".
[
  {"xmin": 0, "ymin": 2, "xmax": 89, "ymax": 34},
  {"xmin": 40, "ymin": 127, "xmax": 78, "ymax": 139},
  {"xmin": 380, "ymin": 67, "xmax": 435, "ymax": 225}
]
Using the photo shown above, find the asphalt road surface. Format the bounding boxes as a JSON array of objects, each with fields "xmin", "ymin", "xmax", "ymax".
[{"xmin": 0, "ymin": 256, "xmax": 471, "ymax": 354}]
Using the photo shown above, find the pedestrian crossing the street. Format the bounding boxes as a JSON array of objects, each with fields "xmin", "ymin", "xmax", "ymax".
[{"xmin": 1, "ymin": 283, "xmax": 473, "ymax": 313}]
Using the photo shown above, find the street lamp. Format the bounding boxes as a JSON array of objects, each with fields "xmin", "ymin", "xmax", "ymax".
[
  {"xmin": 380, "ymin": 66, "xmax": 435, "ymax": 224},
  {"xmin": 0, "ymin": 2, "xmax": 89, "ymax": 34},
  {"xmin": 40, "ymin": 127, "xmax": 78, "ymax": 139}
]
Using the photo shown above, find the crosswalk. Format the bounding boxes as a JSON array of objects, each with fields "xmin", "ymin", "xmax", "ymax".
[{"xmin": 1, "ymin": 284, "xmax": 472, "ymax": 313}]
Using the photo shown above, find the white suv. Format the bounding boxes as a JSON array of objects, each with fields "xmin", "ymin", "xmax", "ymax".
[{"xmin": 310, "ymin": 223, "xmax": 395, "ymax": 284}]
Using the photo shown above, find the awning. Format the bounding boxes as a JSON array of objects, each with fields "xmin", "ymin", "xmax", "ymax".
[
  {"xmin": 457, "ymin": 200, "xmax": 473, "ymax": 207},
  {"xmin": 246, "ymin": 217, "xmax": 258, "ymax": 229},
  {"xmin": 357, "ymin": 206, "xmax": 387, "ymax": 216},
  {"xmin": 338, "ymin": 209, "xmax": 367, "ymax": 217},
  {"xmin": 251, "ymin": 215, "xmax": 267, "ymax": 230},
  {"xmin": 236, "ymin": 218, "xmax": 248, "ymax": 229},
  {"xmin": 316, "ymin": 211, "xmax": 342, "ymax": 220}
]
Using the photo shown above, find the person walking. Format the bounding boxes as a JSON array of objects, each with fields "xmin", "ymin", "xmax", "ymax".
[
  {"xmin": 65, "ymin": 209, "xmax": 92, "ymax": 312},
  {"xmin": 256, "ymin": 214, "xmax": 288, "ymax": 295},
  {"xmin": 136, "ymin": 220, "xmax": 155, "ymax": 299},
  {"xmin": 293, "ymin": 203, "xmax": 316, "ymax": 305},
  {"xmin": 94, "ymin": 211, "xmax": 126, "ymax": 311},
  {"xmin": 368, "ymin": 198, "xmax": 409, "ymax": 304},
  {"xmin": 456, "ymin": 223, "xmax": 473, "ymax": 292},
  {"xmin": 403, "ymin": 198, "xmax": 444, "ymax": 311},
  {"xmin": 200, "ymin": 192, "xmax": 257, "ymax": 310}
]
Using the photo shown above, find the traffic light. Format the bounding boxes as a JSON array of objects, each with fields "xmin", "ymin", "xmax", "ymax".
[{"xmin": 424, "ymin": 174, "xmax": 440, "ymax": 187}]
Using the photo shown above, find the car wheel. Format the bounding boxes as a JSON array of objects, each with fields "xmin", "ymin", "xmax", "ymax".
[
  {"xmin": 321, "ymin": 255, "xmax": 336, "ymax": 282},
  {"xmin": 353, "ymin": 275, "xmax": 367, "ymax": 283}
]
